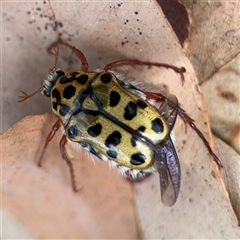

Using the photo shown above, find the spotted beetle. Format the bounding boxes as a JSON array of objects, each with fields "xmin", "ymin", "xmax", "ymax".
[{"xmin": 19, "ymin": 40, "xmax": 222, "ymax": 206}]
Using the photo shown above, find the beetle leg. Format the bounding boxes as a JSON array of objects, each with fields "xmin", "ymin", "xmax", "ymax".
[
  {"xmin": 60, "ymin": 135, "xmax": 79, "ymax": 192},
  {"xmin": 103, "ymin": 59, "xmax": 185, "ymax": 85},
  {"xmin": 48, "ymin": 40, "xmax": 89, "ymax": 72},
  {"xmin": 47, "ymin": 44, "xmax": 60, "ymax": 73},
  {"xmin": 18, "ymin": 86, "xmax": 43, "ymax": 102},
  {"xmin": 145, "ymin": 91, "xmax": 223, "ymax": 168},
  {"xmin": 37, "ymin": 119, "xmax": 61, "ymax": 167}
]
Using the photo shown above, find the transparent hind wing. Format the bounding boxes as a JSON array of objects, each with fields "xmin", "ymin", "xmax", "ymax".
[
  {"xmin": 158, "ymin": 94, "xmax": 178, "ymax": 132},
  {"xmin": 155, "ymin": 137, "xmax": 181, "ymax": 206}
]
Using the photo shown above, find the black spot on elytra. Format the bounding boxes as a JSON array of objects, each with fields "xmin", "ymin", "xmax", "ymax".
[
  {"xmin": 59, "ymin": 72, "xmax": 78, "ymax": 83},
  {"xmin": 77, "ymin": 74, "xmax": 89, "ymax": 84},
  {"xmin": 52, "ymin": 89, "xmax": 61, "ymax": 105},
  {"xmin": 101, "ymin": 73, "xmax": 112, "ymax": 83},
  {"xmin": 63, "ymin": 85, "xmax": 76, "ymax": 99},
  {"xmin": 68, "ymin": 125, "xmax": 79, "ymax": 138},
  {"xmin": 59, "ymin": 76, "xmax": 69, "ymax": 84},
  {"xmin": 107, "ymin": 149, "xmax": 117, "ymax": 158},
  {"xmin": 124, "ymin": 101, "xmax": 137, "ymax": 120},
  {"xmin": 110, "ymin": 91, "xmax": 120, "ymax": 107},
  {"xmin": 87, "ymin": 123, "xmax": 102, "ymax": 137},
  {"xmin": 137, "ymin": 100, "xmax": 147, "ymax": 109},
  {"xmin": 131, "ymin": 136, "xmax": 137, "ymax": 147},
  {"xmin": 105, "ymin": 131, "xmax": 121, "ymax": 147},
  {"xmin": 130, "ymin": 153, "xmax": 146, "ymax": 165},
  {"xmin": 151, "ymin": 118, "xmax": 164, "ymax": 134},
  {"xmin": 138, "ymin": 126, "xmax": 146, "ymax": 132},
  {"xmin": 59, "ymin": 104, "xmax": 70, "ymax": 116}
]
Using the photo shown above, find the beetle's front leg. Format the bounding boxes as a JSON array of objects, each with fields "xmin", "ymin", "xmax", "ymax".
[
  {"xmin": 59, "ymin": 135, "xmax": 80, "ymax": 192},
  {"xmin": 38, "ymin": 119, "xmax": 61, "ymax": 167}
]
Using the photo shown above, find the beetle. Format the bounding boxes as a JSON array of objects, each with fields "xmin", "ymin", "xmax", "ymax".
[{"xmin": 19, "ymin": 40, "xmax": 222, "ymax": 206}]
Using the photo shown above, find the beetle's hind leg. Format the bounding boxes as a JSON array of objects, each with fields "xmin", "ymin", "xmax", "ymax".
[
  {"xmin": 37, "ymin": 120, "xmax": 79, "ymax": 191},
  {"xmin": 38, "ymin": 119, "xmax": 61, "ymax": 167},
  {"xmin": 144, "ymin": 91, "xmax": 223, "ymax": 168}
]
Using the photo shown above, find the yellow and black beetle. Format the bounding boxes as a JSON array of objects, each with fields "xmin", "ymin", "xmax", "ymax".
[{"xmin": 19, "ymin": 40, "xmax": 222, "ymax": 206}]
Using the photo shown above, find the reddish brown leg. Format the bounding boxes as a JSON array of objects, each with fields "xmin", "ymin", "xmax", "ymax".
[
  {"xmin": 48, "ymin": 40, "xmax": 89, "ymax": 72},
  {"xmin": 18, "ymin": 86, "xmax": 43, "ymax": 102},
  {"xmin": 19, "ymin": 43, "xmax": 60, "ymax": 102},
  {"xmin": 48, "ymin": 44, "xmax": 60, "ymax": 72},
  {"xmin": 103, "ymin": 59, "xmax": 186, "ymax": 85},
  {"xmin": 19, "ymin": 43, "xmax": 59, "ymax": 102},
  {"xmin": 59, "ymin": 135, "xmax": 79, "ymax": 192},
  {"xmin": 145, "ymin": 91, "xmax": 223, "ymax": 168},
  {"xmin": 38, "ymin": 119, "xmax": 61, "ymax": 167}
]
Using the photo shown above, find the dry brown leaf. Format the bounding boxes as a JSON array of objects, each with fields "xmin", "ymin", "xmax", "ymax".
[
  {"xmin": 2, "ymin": 1, "xmax": 240, "ymax": 239},
  {"xmin": 179, "ymin": 1, "xmax": 240, "ymax": 220},
  {"xmin": 214, "ymin": 136, "xmax": 240, "ymax": 225},
  {"xmin": 201, "ymin": 54, "xmax": 240, "ymax": 154},
  {"xmin": 180, "ymin": 0, "xmax": 240, "ymax": 83},
  {"xmin": 201, "ymin": 55, "xmax": 240, "ymax": 224}
]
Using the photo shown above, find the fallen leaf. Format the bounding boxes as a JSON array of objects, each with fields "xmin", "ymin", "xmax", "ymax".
[
  {"xmin": 214, "ymin": 136, "xmax": 240, "ymax": 225},
  {"xmin": 201, "ymin": 54, "xmax": 240, "ymax": 154},
  {"xmin": 181, "ymin": 0, "xmax": 240, "ymax": 83},
  {"xmin": 2, "ymin": 1, "xmax": 239, "ymax": 239},
  {"xmin": 179, "ymin": 1, "xmax": 240, "ymax": 220}
]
